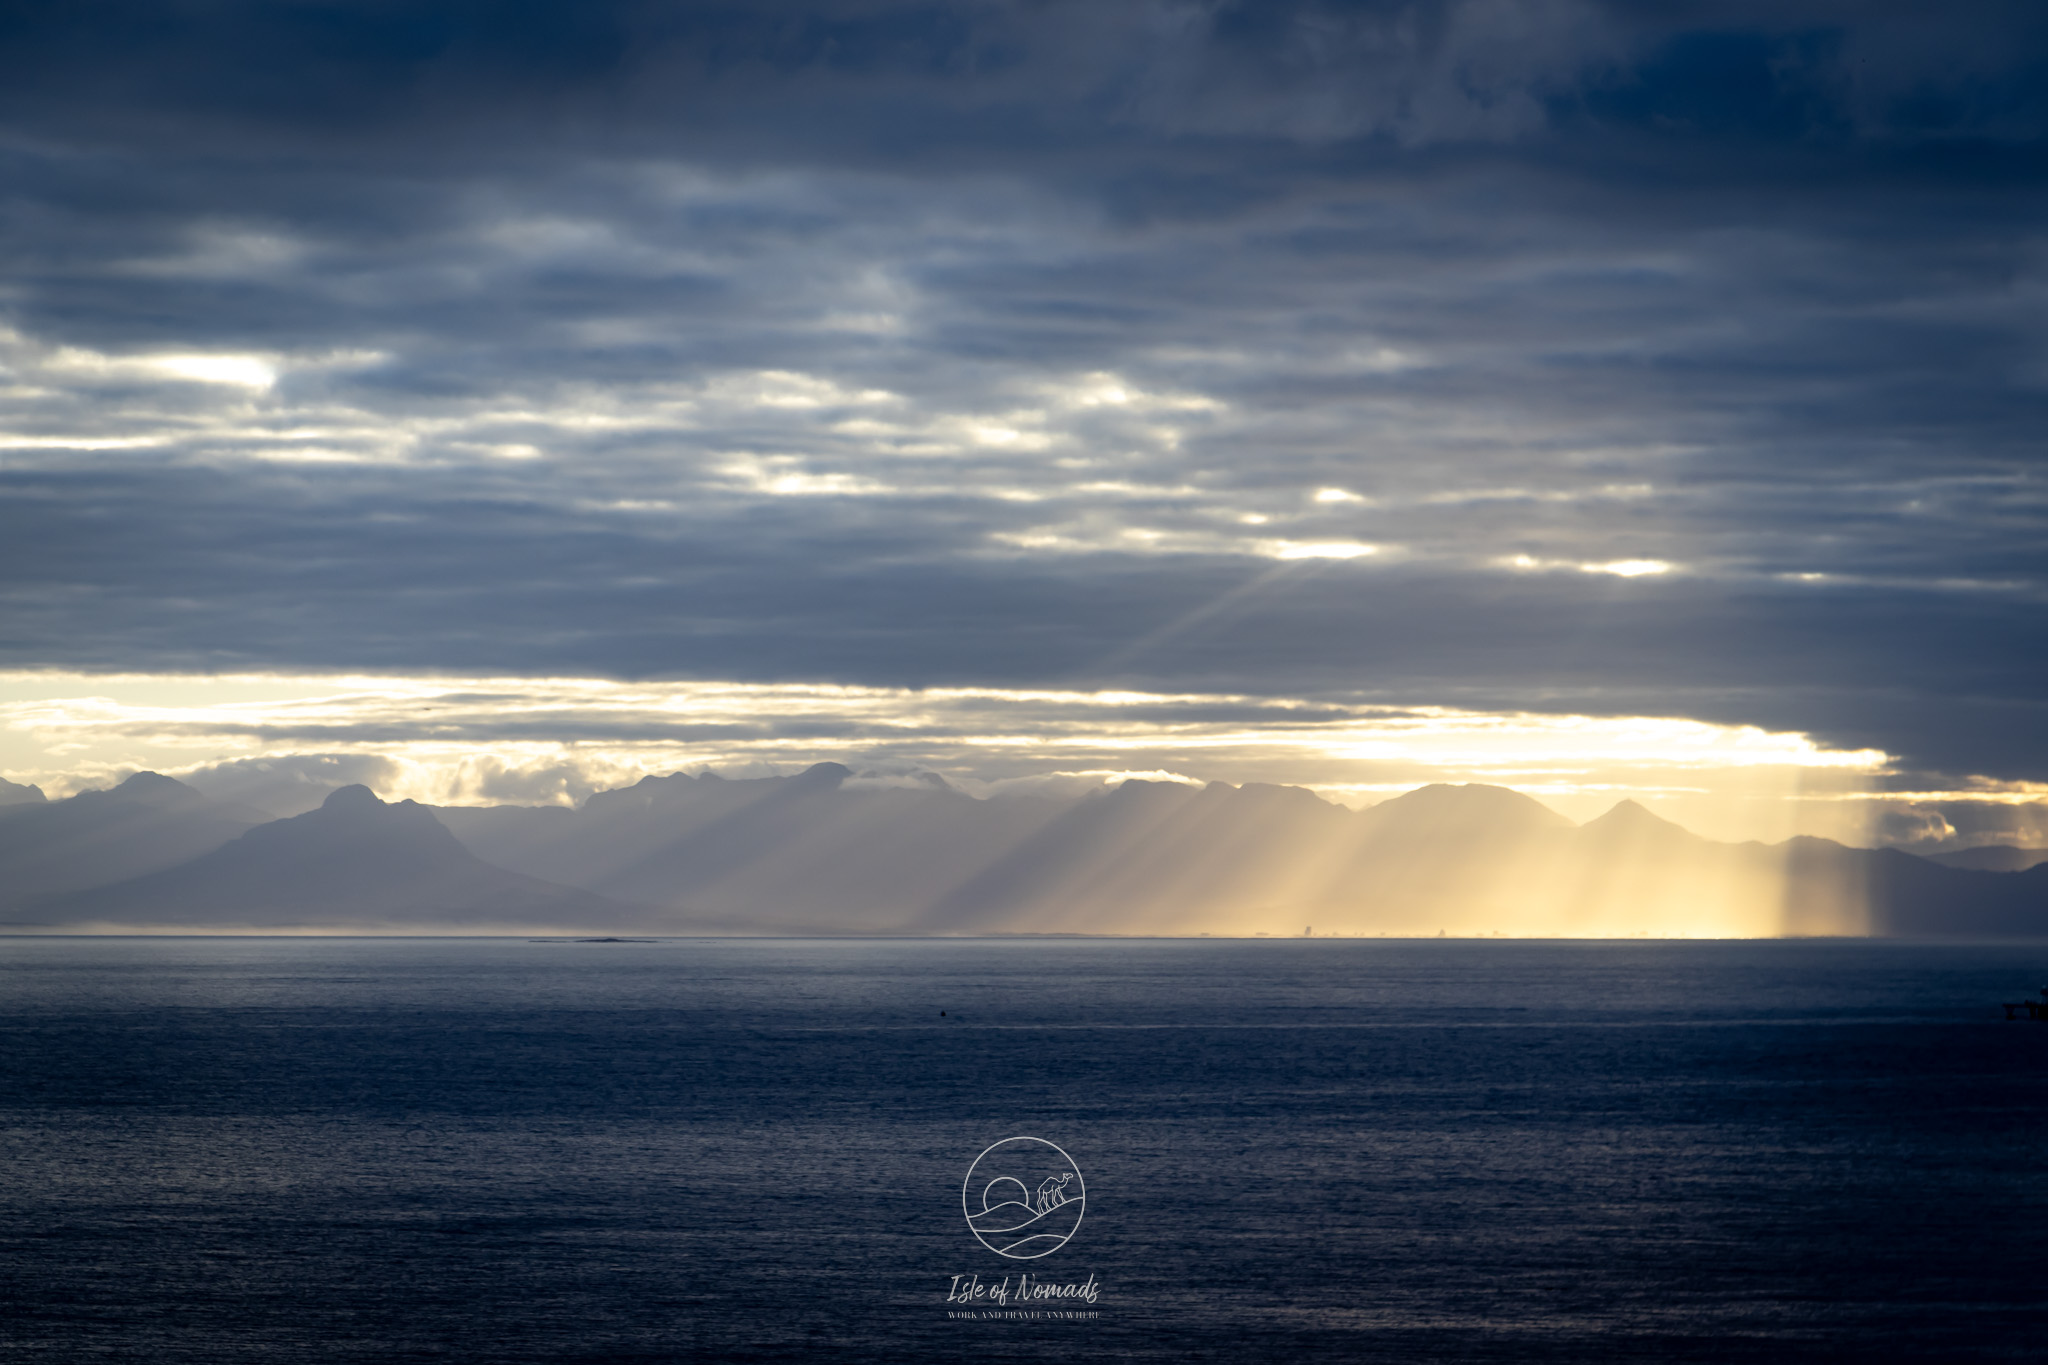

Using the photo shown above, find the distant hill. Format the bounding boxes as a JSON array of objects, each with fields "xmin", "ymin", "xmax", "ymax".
[
  {"xmin": 1926, "ymin": 846, "xmax": 2048, "ymax": 874},
  {"xmin": 0, "ymin": 772, "xmax": 265, "ymax": 909},
  {"xmin": 23, "ymin": 785, "xmax": 633, "ymax": 932}
]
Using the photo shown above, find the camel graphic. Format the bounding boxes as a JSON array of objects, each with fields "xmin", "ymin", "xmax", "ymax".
[{"xmin": 1032, "ymin": 1171, "xmax": 1073, "ymax": 1215}]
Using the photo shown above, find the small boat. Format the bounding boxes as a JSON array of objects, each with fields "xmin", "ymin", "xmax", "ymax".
[{"xmin": 1999, "ymin": 988, "xmax": 2048, "ymax": 1021}]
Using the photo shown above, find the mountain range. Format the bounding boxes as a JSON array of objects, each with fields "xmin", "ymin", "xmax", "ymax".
[
  {"xmin": 30, "ymin": 783, "xmax": 622, "ymax": 931},
  {"xmin": 2, "ymin": 765, "xmax": 2044, "ymax": 936}
]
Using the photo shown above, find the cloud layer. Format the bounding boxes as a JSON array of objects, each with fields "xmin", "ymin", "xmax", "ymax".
[{"xmin": 1, "ymin": 1, "xmax": 2043, "ymax": 809}]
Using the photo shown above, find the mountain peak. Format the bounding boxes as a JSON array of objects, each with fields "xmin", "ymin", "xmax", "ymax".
[
  {"xmin": 1104, "ymin": 778, "xmax": 1200, "ymax": 802},
  {"xmin": 321, "ymin": 784, "xmax": 383, "ymax": 812},
  {"xmin": 103, "ymin": 772, "xmax": 202, "ymax": 806},
  {"xmin": 1588, "ymin": 798, "xmax": 1673, "ymax": 827},
  {"xmin": 120, "ymin": 770, "xmax": 183, "ymax": 790},
  {"xmin": 1580, "ymin": 799, "xmax": 1694, "ymax": 843},
  {"xmin": 1365, "ymin": 783, "xmax": 1573, "ymax": 832},
  {"xmin": 38, "ymin": 777, "xmax": 617, "ymax": 928},
  {"xmin": 0, "ymin": 776, "xmax": 47, "ymax": 807}
]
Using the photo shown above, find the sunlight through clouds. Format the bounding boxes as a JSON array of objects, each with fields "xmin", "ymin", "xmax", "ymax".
[{"xmin": 0, "ymin": 670, "xmax": 1893, "ymax": 841}]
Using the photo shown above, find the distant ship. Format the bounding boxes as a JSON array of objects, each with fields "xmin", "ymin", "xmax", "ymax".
[{"xmin": 1999, "ymin": 988, "xmax": 2048, "ymax": 1021}]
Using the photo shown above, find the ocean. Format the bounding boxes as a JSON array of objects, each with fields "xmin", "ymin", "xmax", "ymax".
[{"xmin": 1, "ymin": 936, "xmax": 2043, "ymax": 1362}]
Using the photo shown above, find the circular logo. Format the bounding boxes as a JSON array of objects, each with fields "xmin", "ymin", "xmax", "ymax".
[{"xmin": 961, "ymin": 1135, "xmax": 1085, "ymax": 1259}]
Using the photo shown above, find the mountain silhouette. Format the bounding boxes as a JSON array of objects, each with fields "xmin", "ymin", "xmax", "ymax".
[
  {"xmin": 0, "ymin": 776, "xmax": 45, "ymax": 807},
  {"xmin": 0, "ymin": 772, "xmax": 266, "ymax": 912},
  {"xmin": 419, "ymin": 773, "xmax": 2048, "ymax": 937},
  {"xmin": 1578, "ymin": 799, "xmax": 1694, "ymax": 843},
  {"xmin": 1927, "ymin": 845, "xmax": 2048, "ymax": 873},
  {"xmin": 28, "ymin": 785, "xmax": 630, "ymax": 930},
  {"xmin": 1784, "ymin": 840, "xmax": 2048, "ymax": 938},
  {"xmin": 434, "ymin": 763, "xmax": 1080, "ymax": 933},
  {"xmin": 1360, "ymin": 782, "xmax": 1574, "ymax": 840},
  {"xmin": 917, "ymin": 779, "xmax": 1356, "ymax": 934},
  {"xmin": 5, "ymin": 768, "xmax": 2043, "ymax": 936}
]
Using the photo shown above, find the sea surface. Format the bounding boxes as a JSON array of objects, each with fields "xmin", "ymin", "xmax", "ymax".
[{"xmin": 1, "ymin": 936, "xmax": 2044, "ymax": 1363}]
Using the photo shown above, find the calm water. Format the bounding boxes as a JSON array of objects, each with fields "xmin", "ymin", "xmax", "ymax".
[{"xmin": 1, "ymin": 937, "xmax": 2044, "ymax": 1363}]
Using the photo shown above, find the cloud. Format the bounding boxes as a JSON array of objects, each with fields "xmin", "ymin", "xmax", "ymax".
[
  {"xmin": 176, "ymin": 753, "xmax": 405, "ymax": 817},
  {"xmin": 0, "ymin": 0, "xmax": 2041, "ymax": 804}
]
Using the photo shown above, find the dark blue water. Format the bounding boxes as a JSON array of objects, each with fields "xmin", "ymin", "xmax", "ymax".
[{"xmin": 2, "ymin": 938, "xmax": 2044, "ymax": 1363}]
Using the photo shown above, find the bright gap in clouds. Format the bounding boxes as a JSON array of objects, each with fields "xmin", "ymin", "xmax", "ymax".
[
  {"xmin": 144, "ymin": 355, "xmax": 278, "ymax": 388},
  {"xmin": 0, "ymin": 671, "xmax": 1893, "ymax": 843},
  {"xmin": 1266, "ymin": 541, "xmax": 1377, "ymax": 560}
]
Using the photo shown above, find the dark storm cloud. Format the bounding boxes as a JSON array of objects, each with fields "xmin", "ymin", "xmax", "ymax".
[{"xmin": 1, "ymin": 1, "xmax": 2045, "ymax": 781}]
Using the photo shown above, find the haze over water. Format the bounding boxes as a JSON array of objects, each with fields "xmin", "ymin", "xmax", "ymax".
[{"xmin": 3, "ymin": 936, "xmax": 2043, "ymax": 1362}]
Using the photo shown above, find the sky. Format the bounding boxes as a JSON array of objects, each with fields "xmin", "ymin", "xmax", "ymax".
[{"xmin": 1, "ymin": 0, "xmax": 2044, "ymax": 848}]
